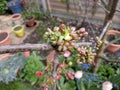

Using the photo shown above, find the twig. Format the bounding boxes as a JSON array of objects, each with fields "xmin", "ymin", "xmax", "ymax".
[
  {"xmin": 105, "ymin": 37, "xmax": 120, "ymax": 50},
  {"xmin": 97, "ymin": 2, "xmax": 110, "ymax": 13},
  {"xmin": 99, "ymin": 21, "xmax": 112, "ymax": 40},
  {"xmin": 99, "ymin": 56, "xmax": 120, "ymax": 63}
]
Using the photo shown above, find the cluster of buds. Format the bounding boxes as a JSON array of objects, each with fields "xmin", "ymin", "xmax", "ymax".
[
  {"xmin": 76, "ymin": 46, "xmax": 95, "ymax": 63},
  {"xmin": 95, "ymin": 37, "xmax": 103, "ymax": 50},
  {"xmin": 44, "ymin": 24, "xmax": 88, "ymax": 52}
]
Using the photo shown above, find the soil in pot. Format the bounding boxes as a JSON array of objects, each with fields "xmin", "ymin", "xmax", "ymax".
[
  {"xmin": 107, "ymin": 34, "xmax": 120, "ymax": 44},
  {"xmin": 14, "ymin": 26, "xmax": 22, "ymax": 31},
  {"xmin": 26, "ymin": 21, "xmax": 37, "ymax": 27},
  {"xmin": 0, "ymin": 33, "xmax": 8, "ymax": 42}
]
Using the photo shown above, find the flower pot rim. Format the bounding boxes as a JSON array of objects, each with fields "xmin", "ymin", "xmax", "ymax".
[
  {"xmin": 0, "ymin": 31, "xmax": 9, "ymax": 44},
  {"xmin": 11, "ymin": 13, "xmax": 21, "ymax": 21},
  {"xmin": 107, "ymin": 30, "xmax": 120, "ymax": 35},
  {"xmin": 13, "ymin": 25, "xmax": 24, "ymax": 31},
  {"xmin": 107, "ymin": 30, "xmax": 120, "ymax": 52}
]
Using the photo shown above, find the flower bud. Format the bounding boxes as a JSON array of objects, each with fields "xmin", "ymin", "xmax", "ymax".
[
  {"xmin": 36, "ymin": 71, "xmax": 43, "ymax": 77},
  {"xmin": 64, "ymin": 51, "xmax": 71, "ymax": 57},
  {"xmin": 102, "ymin": 81, "xmax": 113, "ymax": 90},
  {"xmin": 74, "ymin": 71, "xmax": 83, "ymax": 79}
]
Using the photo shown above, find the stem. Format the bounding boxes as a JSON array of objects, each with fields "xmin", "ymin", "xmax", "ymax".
[
  {"xmin": 52, "ymin": 51, "xmax": 59, "ymax": 90},
  {"xmin": 103, "ymin": 0, "xmax": 119, "ymax": 25}
]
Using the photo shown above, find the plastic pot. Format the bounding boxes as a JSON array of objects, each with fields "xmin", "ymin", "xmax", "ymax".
[
  {"xmin": 7, "ymin": 0, "xmax": 22, "ymax": 14},
  {"xmin": 13, "ymin": 25, "xmax": 24, "ymax": 37}
]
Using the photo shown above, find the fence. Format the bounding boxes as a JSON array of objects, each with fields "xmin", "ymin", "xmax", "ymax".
[{"xmin": 25, "ymin": 0, "xmax": 120, "ymax": 28}]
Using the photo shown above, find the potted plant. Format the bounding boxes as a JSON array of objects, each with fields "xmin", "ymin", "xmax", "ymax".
[
  {"xmin": 106, "ymin": 30, "xmax": 120, "ymax": 53},
  {"xmin": 13, "ymin": 25, "xmax": 25, "ymax": 37},
  {"xmin": 7, "ymin": 0, "xmax": 23, "ymax": 14},
  {"xmin": 0, "ymin": 31, "xmax": 11, "ymax": 45},
  {"xmin": 22, "ymin": 11, "xmax": 36, "ymax": 27}
]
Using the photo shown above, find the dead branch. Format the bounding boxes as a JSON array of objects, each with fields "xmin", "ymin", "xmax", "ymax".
[
  {"xmin": 0, "ymin": 44, "xmax": 53, "ymax": 54},
  {"xmin": 0, "ymin": 43, "xmax": 92, "ymax": 54}
]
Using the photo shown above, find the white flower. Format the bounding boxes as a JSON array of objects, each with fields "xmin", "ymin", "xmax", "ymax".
[
  {"xmin": 74, "ymin": 71, "xmax": 83, "ymax": 79},
  {"xmin": 102, "ymin": 81, "xmax": 113, "ymax": 90}
]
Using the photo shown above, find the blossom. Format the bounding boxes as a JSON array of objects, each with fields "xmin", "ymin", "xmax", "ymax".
[
  {"xmin": 113, "ymin": 83, "xmax": 117, "ymax": 88},
  {"xmin": 74, "ymin": 71, "xmax": 83, "ymax": 79},
  {"xmin": 57, "ymin": 74, "xmax": 61, "ymax": 80},
  {"xmin": 79, "ymin": 28, "xmax": 85, "ymax": 33},
  {"xmin": 83, "ymin": 32, "xmax": 88, "ymax": 37},
  {"xmin": 102, "ymin": 81, "xmax": 113, "ymax": 90},
  {"xmin": 67, "ymin": 71, "xmax": 74, "ymax": 80},
  {"xmin": 36, "ymin": 71, "xmax": 43, "ymax": 77},
  {"xmin": 64, "ymin": 51, "xmax": 71, "ymax": 57},
  {"xmin": 81, "ymin": 63, "xmax": 91, "ymax": 70},
  {"xmin": 68, "ymin": 61, "xmax": 73, "ymax": 66},
  {"xmin": 24, "ymin": 51, "xmax": 30, "ymax": 57}
]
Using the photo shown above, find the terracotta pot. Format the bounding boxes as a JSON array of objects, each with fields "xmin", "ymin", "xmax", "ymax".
[
  {"xmin": 25, "ymin": 16, "xmax": 35, "ymax": 27},
  {"xmin": 106, "ymin": 30, "xmax": 120, "ymax": 53},
  {"xmin": 0, "ymin": 31, "xmax": 11, "ymax": 45},
  {"xmin": 11, "ymin": 13, "xmax": 24, "ymax": 25}
]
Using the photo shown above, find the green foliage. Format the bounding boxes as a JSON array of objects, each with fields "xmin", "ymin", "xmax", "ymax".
[
  {"xmin": 0, "ymin": 53, "xmax": 27, "ymax": 84},
  {"xmin": 57, "ymin": 76, "xmax": 76, "ymax": 90},
  {"xmin": 0, "ymin": 80, "xmax": 35, "ymax": 90},
  {"xmin": 19, "ymin": 51, "xmax": 45, "ymax": 85},
  {"xmin": 97, "ymin": 64, "xmax": 115, "ymax": 80},
  {"xmin": 36, "ymin": 23, "xmax": 47, "ymax": 36},
  {"xmin": 0, "ymin": 0, "xmax": 8, "ymax": 15}
]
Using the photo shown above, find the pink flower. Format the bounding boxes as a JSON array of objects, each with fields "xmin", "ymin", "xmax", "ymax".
[
  {"xmin": 64, "ymin": 51, "xmax": 71, "ymax": 57},
  {"xmin": 57, "ymin": 74, "xmax": 61, "ymax": 80},
  {"xmin": 83, "ymin": 32, "xmax": 88, "ymax": 37},
  {"xmin": 67, "ymin": 71, "xmax": 75, "ymax": 80},
  {"xmin": 79, "ymin": 28, "xmax": 85, "ymax": 33},
  {"xmin": 102, "ymin": 81, "xmax": 113, "ymax": 90},
  {"xmin": 36, "ymin": 71, "xmax": 43, "ymax": 77},
  {"xmin": 74, "ymin": 71, "xmax": 83, "ymax": 79},
  {"xmin": 24, "ymin": 51, "xmax": 30, "ymax": 57}
]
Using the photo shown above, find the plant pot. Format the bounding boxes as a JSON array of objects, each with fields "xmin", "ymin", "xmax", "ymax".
[
  {"xmin": 0, "ymin": 31, "xmax": 11, "ymax": 45},
  {"xmin": 11, "ymin": 13, "xmax": 24, "ymax": 25},
  {"xmin": 13, "ymin": 25, "xmax": 25, "ymax": 37},
  {"xmin": 25, "ymin": 16, "xmax": 36, "ymax": 27},
  {"xmin": 7, "ymin": 0, "xmax": 23, "ymax": 14},
  {"xmin": 106, "ymin": 30, "xmax": 120, "ymax": 53}
]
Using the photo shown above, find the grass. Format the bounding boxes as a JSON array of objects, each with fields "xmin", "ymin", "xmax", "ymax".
[{"xmin": 0, "ymin": 80, "xmax": 36, "ymax": 90}]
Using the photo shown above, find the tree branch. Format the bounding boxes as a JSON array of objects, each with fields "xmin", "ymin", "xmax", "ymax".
[
  {"xmin": 0, "ymin": 42, "xmax": 92, "ymax": 54},
  {"xmin": 99, "ymin": 56, "xmax": 120, "ymax": 63},
  {"xmin": 0, "ymin": 44, "xmax": 53, "ymax": 54}
]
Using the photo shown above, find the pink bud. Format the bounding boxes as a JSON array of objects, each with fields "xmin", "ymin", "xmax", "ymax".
[
  {"xmin": 74, "ymin": 71, "xmax": 83, "ymax": 79},
  {"xmin": 24, "ymin": 51, "xmax": 30, "ymax": 57},
  {"xmin": 79, "ymin": 28, "xmax": 85, "ymax": 33},
  {"xmin": 36, "ymin": 71, "xmax": 43, "ymax": 77},
  {"xmin": 64, "ymin": 51, "xmax": 71, "ymax": 57},
  {"xmin": 83, "ymin": 32, "xmax": 88, "ymax": 36},
  {"xmin": 102, "ymin": 81, "xmax": 113, "ymax": 90}
]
